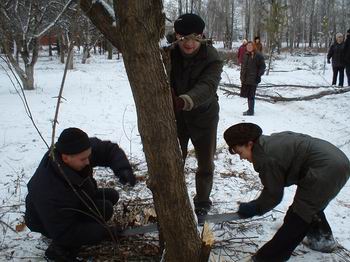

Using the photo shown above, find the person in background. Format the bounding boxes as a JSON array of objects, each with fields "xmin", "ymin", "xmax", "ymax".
[
  {"xmin": 327, "ymin": 32, "xmax": 345, "ymax": 87},
  {"xmin": 344, "ymin": 29, "xmax": 350, "ymax": 86},
  {"xmin": 254, "ymin": 36, "xmax": 263, "ymax": 53},
  {"xmin": 224, "ymin": 123, "xmax": 350, "ymax": 262},
  {"xmin": 240, "ymin": 41, "xmax": 266, "ymax": 116},
  {"xmin": 169, "ymin": 13, "xmax": 223, "ymax": 216},
  {"xmin": 237, "ymin": 39, "xmax": 248, "ymax": 65},
  {"xmin": 25, "ymin": 128, "xmax": 136, "ymax": 261}
]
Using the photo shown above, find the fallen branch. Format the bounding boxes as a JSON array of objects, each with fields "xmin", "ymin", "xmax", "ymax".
[
  {"xmin": 220, "ymin": 86, "xmax": 350, "ymax": 103},
  {"xmin": 220, "ymin": 82, "xmax": 333, "ymax": 89}
]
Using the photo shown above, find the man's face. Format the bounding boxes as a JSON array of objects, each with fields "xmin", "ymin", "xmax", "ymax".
[
  {"xmin": 62, "ymin": 148, "xmax": 92, "ymax": 171},
  {"xmin": 336, "ymin": 36, "xmax": 344, "ymax": 44},
  {"xmin": 176, "ymin": 34, "xmax": 202, "ymax": 55},
  {"xmin": 231, "ymin": 142, "xmax": 253, "ymax": 163}
]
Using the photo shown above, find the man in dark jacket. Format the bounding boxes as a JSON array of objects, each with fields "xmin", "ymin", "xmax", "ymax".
[
  {"xmin": 170, "ymin": 13, "xmax": 223, "ymax": 215},
  {"xmin": 240, "ymin": 41, "xmax": 266, "ymax": 116},
  {"xmin": 344, "ymin": 29, "xmax": 350, "ymax": 86},
  {"xmin": 223, "ymin": 123, "xmax": 350, "ymax": 262},
  {"xmin": 327, "ymin": 32, "xmax": 345, "ymax": 87},
  {"xmin": 25, "ymin": 128, "xmax": 136, "ymax": 261}
]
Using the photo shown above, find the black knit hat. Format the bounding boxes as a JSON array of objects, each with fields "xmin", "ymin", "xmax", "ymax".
[
  {"xmin": 55, "ymin": 128, "xmax": 91, "ymax": 155},
  {"xmin": 224, "ymin": 123, "xmax": 262, "ymax": 148},
  {"xmin": 174, "ymin": 13, "xmax": 205, "ymax": 36}
]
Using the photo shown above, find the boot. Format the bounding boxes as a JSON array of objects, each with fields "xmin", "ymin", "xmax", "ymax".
[
  {"xmin": 304, "ymin": 211, "xmax": 337, "ymax": 253},
  {"xmin": 243, "ymin": 98, "xmax": 254, "ymax": 116},
  {"xmin": 45, "ymin": 242, "xmax": 80, "ymax": 262}
]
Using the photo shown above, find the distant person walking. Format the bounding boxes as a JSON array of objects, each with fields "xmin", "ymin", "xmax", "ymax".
[
  {"xmin": 254, "ymin": 36, "xmax": 263, "ymax": 53},
  {"xmin": 344, "ymin": 29, "xmax": 350, "ymax": 86},
  {"xmin": 240, "ymin": 41, "xmax": 266, "ymax": 116},
  {"xmin": 327, "ymin": 32, "xmax": 345, "ymax": 87},
  {"xmin": 237, "ymin": 39, "xmax": 248, "ymax": 65}
]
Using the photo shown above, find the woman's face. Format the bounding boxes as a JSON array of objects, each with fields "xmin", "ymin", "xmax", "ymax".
[
  {"xmin": 232, "ymin": 142, "xmax": 254, "ymax": 163},
  {"xmin": 246, "ymin": 43, "xmax": 254, "ymax": 52}
]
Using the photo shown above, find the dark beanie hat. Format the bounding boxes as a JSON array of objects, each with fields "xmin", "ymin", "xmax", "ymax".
[
  {"xmin": 347, "ymin": 28, "xmax": 350, "ymax": 34},
  {"xmin": 174, "ymin": 13, "xmax": 205, "ymax": 36},
  {"xmin": 55, "ymin": 127, "xmax": 91, "ymax": 155},
  {"xmin": 224, "ymin": 123, "xmax": 262, "ymax": 147}
]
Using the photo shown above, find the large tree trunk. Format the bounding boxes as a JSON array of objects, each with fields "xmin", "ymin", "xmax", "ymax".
[{"xmin": 80, "ymin": 1, "xmax": 203, "ymax": 261}]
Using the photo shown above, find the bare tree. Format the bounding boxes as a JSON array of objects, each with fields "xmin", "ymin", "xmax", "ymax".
[
  {"xmin": 79, "ymin": 0, "xmax": 207, "ymax": 261},
  {"xmin": 0, "ymin": 0, "xmax": 73, "ymax": 90}
]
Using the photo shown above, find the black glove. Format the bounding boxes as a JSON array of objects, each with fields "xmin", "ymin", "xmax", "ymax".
[
  {"xmin": 117, "ymin": 169, "xmax": 136, "ymax": 186},
  {"xmin": 256, "ymin": 75, "xmax": 261, "ymax": 84},
  {"xmin": 327, "ymin": 59, "xmax": 331, "ymax": 64},
  {"xmin": 238, "ymin": 201, "xmax": 258, "ymax": 218}
]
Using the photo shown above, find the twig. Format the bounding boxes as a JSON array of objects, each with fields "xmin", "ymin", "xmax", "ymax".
[
  {"xmin": 0, "ymin": 219, "xmax": 17, "ymax": 234},
  {"xmin": 0, "ymin": 55, "xmax": 49, "ymax": 148},
  {"xmin": 50, "ymin": 42, "xmax": 74, "ymax": 149}
]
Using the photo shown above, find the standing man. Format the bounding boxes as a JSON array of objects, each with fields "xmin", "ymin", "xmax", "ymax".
[
  {"xmin": 240, "ymin": 41, "xmax": 266, "ymax": 116},
  {"xmin": 344, "ymin": 29, "xmax": 350, "ymax": 86},
  {"xmin": 327, "ymin": 32, "xmax": 345, "ymax": 87},
  {"xmin": 170, "ymin": 13, "xmax": 223, "ymax": 215},
  {"xmin": 223, "ymin": 123, "xmax": 350, "ymax": 262},
  {"xmin": 25, "ymin": 128, "xmax": 136, "ymax": 261}
]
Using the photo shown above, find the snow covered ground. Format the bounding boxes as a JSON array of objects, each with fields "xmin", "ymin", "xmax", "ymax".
[{"xmin": 0, "ymin": 49, "xmax": 349, "ymax": 261}]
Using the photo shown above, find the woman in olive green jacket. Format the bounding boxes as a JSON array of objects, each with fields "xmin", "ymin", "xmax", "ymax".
[{"xmin": 224, "ymin": 123, "xmax": 350, "ymax": 262}]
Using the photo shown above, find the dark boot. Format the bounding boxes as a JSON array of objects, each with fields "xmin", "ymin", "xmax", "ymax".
[
  {"xmin": 304, "ymin": 211, "xmax": 337, "ymax": 253},
  {"xmin": 243, "ymin": 98, "xmax": 255, "ymax": 115},
  {"xmin": 45, "ymin": 242, "xmax": 80, "ymax": 262},
  {"xmin": 194, "ymin": 172, "xmax": 213, "ymax": 216}
]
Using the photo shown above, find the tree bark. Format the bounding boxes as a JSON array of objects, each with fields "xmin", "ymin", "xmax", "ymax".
[{"xmin": 80, "ymin": 1, "xmax": 203, "ymax": 261}]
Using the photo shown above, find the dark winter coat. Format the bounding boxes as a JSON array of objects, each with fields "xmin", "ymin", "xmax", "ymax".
[
  {"xmin": 25, "ymin": 138, "xmax": 131, "ymax": 246},
  {"xmin": 251, "ymin": 132, "xmax": 350, "ymax": 223},
  {"xmin": 170, "ymin": 43, "xmax": 223, "ymax": 142},
  {"xmin": 327, "ymin": 42, "xmax": 345, "ymax": 68},
  {"xmin": 240, "ymin": 51, "xmax": 266, "ymax": 98},
  {"xmin": 344, "ymin": 36, "xmax": 350, "ymax": 65}
]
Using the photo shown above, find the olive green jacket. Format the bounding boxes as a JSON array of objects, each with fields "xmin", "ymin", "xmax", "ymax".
[
  {"xmin": 170, "ymin": 43, "xmax": 223, "ymax": 141},
  {"xmin": 252, "ymin": 132, "xmax": 350, "ymax": 223}
]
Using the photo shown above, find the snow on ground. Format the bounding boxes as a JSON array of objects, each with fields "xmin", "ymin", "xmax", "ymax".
[{"xmin": 0, "ymin": 49, "xmax": 349, "ymax": 261}]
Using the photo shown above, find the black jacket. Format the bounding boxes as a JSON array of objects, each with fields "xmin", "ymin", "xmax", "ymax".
[
  {"xmin": 25, "ymin": 138, "xmax": 131, "ymax": 246},
  {"xmin": 327, "ymin": 42, "xmax": 345, "ymax": 67},
  {"xmin": 344, "ymin": 36, "xmax": 350, "ymax": 65}
]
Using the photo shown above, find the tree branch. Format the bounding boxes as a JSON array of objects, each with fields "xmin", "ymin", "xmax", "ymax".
[
  {"xmin": 220, "ymin": 86, "xmax": 350, "ymax": 103},
  {"xmin": 79, "ymin": 0, "xmax": 121, "ymax": 50}
]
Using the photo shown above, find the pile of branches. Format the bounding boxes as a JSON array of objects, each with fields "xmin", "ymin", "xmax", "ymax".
[{"xmin": 79, "ymin": 196, "xmax": 161, "ymax": 261}]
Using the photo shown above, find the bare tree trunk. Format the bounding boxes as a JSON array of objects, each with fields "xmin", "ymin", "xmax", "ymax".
[
  {"xmin": 107, "ymin": 40, "xmax": 113, "ymax": 60},
  {"xmin": 80, "ymin": 1, "xmax": 203, "ymax": 261}
]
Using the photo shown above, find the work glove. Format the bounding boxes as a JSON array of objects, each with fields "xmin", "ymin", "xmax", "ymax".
[
  {"xmin": 171, "ymin": 88, "xmax": 185, "ymax": 112},
  {"xmin": 327, "ymin": 59, "xmax": 331, "ymax": 64},
  {"xmin": 117, "ymin": 169, "xmax": 136, "ymax": 186},
  {"xmin": 237, "ymin": 201, "xmax": 258, "ymax": 218}
]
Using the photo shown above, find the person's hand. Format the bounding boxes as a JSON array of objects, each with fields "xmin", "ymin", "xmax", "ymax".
[
  {"xmin": 237, "ymin": 201, "xmax": 257, "ymax": 218},
  {"xmin": 117, "ymin": 169, "xmax": 136, "ymax": 186},
  {"xmin": 327, "ymin": 59, "xmax": 331, "ymax": 64},
  {"xmin": 171, "ymin": 88, "xmax": 185, "ymax": 112}
]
